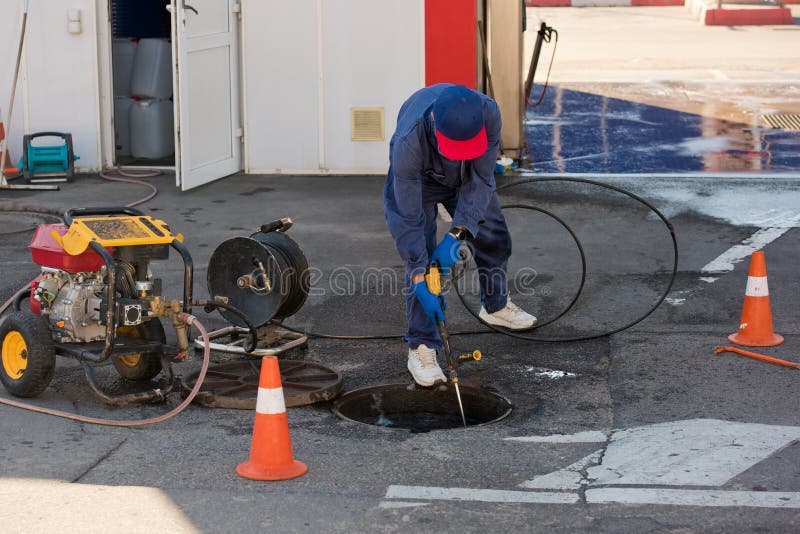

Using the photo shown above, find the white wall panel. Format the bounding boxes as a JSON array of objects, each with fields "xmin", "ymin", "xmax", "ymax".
[
  {"xmin": 0, "ymin": 0, "xmax": 100, "ymax": 171},
  {"xmin": 242, "ymin": 0, "xmax": 319, "ymax": 172},
  {"xmin": 321, "ymin": 0, "xmax": 423, "ymax": 172}
]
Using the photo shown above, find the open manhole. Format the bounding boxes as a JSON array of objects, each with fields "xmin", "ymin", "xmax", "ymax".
[
  {"xmin": 0, "ymin": 211, "xmax": 61, "ymax": 235},
  {"xmin": 332, "ymin": 383, "xmax": 512, "ymax": 432},
  {"xmin": 181, "ymin": 359, "xmax": 343, "ymax": 408}
]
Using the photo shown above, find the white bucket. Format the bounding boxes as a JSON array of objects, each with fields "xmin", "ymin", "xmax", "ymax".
[
  {"xmin": 130, "ymin": 38, "xmax": 173, "ymax": 99},
  {"xmin": 114, "ymin": 96, "xmax": 135, "ymax": 156},
  {"xmin": 112, "ymin": 39, "xmax": 137, "ymax": 96},
  {"xmin": 130, "ymin": 99, "xmax": 174, "ymax": 159}
]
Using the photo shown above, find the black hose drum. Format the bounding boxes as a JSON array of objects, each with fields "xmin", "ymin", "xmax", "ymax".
[{"xmin": 207, "ymin": 220, "xmax": 310, "ymax": 327}]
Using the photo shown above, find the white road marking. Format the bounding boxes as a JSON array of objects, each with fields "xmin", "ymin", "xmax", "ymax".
[
  {"xmin": 519, "ymin": 450, "xmax": 603, "ymax": 491},
  {"xmin": 505, "ymin": 430, "xmax": 608, "ymax": 444},
  {"xmin": 384, "ymin": 420, "xmax": 800, "ymax": 510},
  {"xmin": 587, "ymin": 488, "xmax": 800, "ymax": 509},
  {"xmin": 384, "ymin": 486, "xmax": 800, "ymax": 509},
  {"xmin": 701, "ymin": 226, "xmax": 797, "ymax": 274},
  {"xmin": 534, "ymin": 370, "xmax": 577, "ymax": 380},
  {"xmin": 378, "ymin": 501, "xmax": 429, "ymax": 509},
  {"xmin": 385, "ymin": 485, "xmax": 579, "ymax": 505},
  {"xmin": 587, "ymin": 419, "xmax": 800, "ymax": 487},
  {"xmin": 710, "ymin": 69, "xmax": 729, "ymax": 81}
]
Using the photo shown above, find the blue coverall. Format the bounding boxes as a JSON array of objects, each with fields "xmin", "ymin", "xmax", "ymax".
[{"xmin": 383, "ymin": 84, "xmax": 512, "ymax": 350}]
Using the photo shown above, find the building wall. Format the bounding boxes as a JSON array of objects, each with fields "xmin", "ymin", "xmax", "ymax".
[
  {"xmin": 0, "ymin": 0, "xmax": 101, "ymax": 171},
  {"xmin": 243, "ymin": 0, "xmax": 424, "ymax": 173},
  {"xmin": 1, "ymin": 0, "xmax": 426, "ymax": 176},
  {"xmin": 242, "ymin": 0, "xmax": 320, "ymax": 172}
]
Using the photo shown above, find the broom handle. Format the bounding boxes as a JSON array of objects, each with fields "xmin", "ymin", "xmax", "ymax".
[{"xmin": 1, "ymin": 0, "xmax": 30, "ymax": 182}]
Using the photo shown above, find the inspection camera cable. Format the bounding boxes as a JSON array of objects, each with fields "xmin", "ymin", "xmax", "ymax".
[{"xmin": 273, "ymin": 176, "xmax": 678, "ymax": 344}]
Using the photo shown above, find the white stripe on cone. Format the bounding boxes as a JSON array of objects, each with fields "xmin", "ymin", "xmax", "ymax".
[
  {"xmin": 256, "ymin": 387, "xmax": 286, "ymax": 415},
  {"xmin": 745, "ymin": 276, "xmax": 769, "ymax": 298}
]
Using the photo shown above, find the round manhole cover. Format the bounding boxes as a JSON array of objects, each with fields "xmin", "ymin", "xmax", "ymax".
[
  {"xmin": 181, "ymin": 359, "xmax": 343, "ymax": 409},
  {"xmin": 0, "ymin": 211, "xmax": 61, "ymax": 235},
  {"xmin": 332, "ymin": 383, "xmax": 513, "ymax": 432}
]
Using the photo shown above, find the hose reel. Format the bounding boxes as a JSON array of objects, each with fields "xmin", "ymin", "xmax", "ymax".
[
  {"xmin": 198, "ymin": 218, "xmax": 312, "ymax": 356},
  {"xmin": 190, "ymin": 219, "xmax": 343, "ymax": 408},
  {"xmin": 207, "ymin": 218, "xmax": 310, "ymax": 328}
]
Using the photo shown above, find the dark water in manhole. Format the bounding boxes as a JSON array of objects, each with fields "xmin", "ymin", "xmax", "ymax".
[{"xmin": 332, "ymin": 383, "xmax": 512, "ymax": 432}]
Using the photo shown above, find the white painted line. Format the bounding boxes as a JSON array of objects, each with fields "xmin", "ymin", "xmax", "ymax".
[
  {"xmin": 587, "ymin": 488, "xmax": 800, "ymax": 509},
  {"xmin": 702, "ymin": 227, "xmax": 795, "ymax": 274},
  {"xmin": 520, "ymin": 449, "xmax": 603, "ymax": 491},
  {"xmin": 505, "ymin": 431, "xmax": 607, "ymax": 444},
  {"xmin": 378, "ymin": 501, "xmax": 429, "ymax": 509},
  {"xmin": 385, "ymin": 485, "xmax": 579, "ymax": 505},
  {"xmin": 710, "ymin": 69, "xmax": 729, "ymax": 81},
  {"xmin": 586, "ymin": 419, "xmax": 800, "ymax": 487},
  {"xmin": 534, "ymin": 370, "xmax": 577, "ymax": 380}
]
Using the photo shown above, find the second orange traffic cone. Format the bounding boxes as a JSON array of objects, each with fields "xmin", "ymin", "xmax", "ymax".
[
  {"xmin": 0, "ymin": 120, "xmax": 18, "ymax": 175},
  {"xmin": 728, "ymin": 250, "xmax": 783, "ymax": 347},
  {"xmin": 236, "ymin": 356, "xmax": 308, "ymax": 481}
]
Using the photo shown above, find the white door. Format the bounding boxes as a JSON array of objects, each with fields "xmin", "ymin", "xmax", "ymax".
[{"xmin": 170, "ymin": 0, "xmax": 242, "ymax": 190}]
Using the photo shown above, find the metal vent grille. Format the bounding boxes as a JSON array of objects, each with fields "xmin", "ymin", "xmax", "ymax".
[
  {"xmin": 763, "ymin": 114, "xmax": 800, "ymax": 131},
  {"xmin": 351, "ymin": 108, "xmax": 385, "ymax": 142}
]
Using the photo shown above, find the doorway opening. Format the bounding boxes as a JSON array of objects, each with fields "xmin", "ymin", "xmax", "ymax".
[{"xmin": 110, "ymin": 0, "xmax": 175, "ymax": 167}]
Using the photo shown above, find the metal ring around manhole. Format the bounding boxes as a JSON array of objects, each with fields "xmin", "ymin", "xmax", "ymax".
[
  {"xmin": 332, "ymin": 383, "xmax": 513, "ymax": 432},
  {"xmin": 0, "ymin": 212, "xmax": 62, "ymax": 235},
  {"xmin": 181, "ymin": 360, "xmax": 343, "ymax": 409}
]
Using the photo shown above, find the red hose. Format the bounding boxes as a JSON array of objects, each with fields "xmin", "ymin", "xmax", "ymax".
[
  {"xmin": 0, "ymin": 314, "xmax": 212, "ymax": 426},
  {"xmin": 99, "ymin": 167, "xmax": 161, "ymax": 208}
]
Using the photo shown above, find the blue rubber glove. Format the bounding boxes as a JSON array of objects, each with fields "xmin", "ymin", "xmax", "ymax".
[
  {"xmin": 413, "ymin": 281, "xmax": 446, "ymax": 324},
  {"xmin": 429, "ymin": 233, "xmax": 461, "ymax": 275}
]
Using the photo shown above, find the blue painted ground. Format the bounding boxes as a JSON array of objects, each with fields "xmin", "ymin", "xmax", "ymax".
[{"xmin": 524, "ymin": 86, "xmax": 800, "ymax": 174}]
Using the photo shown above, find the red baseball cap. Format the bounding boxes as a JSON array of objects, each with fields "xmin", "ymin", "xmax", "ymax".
[{"xmin": 433, "ymin": 86, "xmax": 488, "ymax": 160}]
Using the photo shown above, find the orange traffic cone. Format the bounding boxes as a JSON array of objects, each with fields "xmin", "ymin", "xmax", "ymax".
[
  {"xmin": 0, "ymin": 120, "xmax": 18, "ymax": 174},
  {"xmin": 236, "ymin": 356, "xmax": 308, "ymax": 481},
  {"xmin": 728, "ymin": 250, "xmax": 783, "ymax": 347}
]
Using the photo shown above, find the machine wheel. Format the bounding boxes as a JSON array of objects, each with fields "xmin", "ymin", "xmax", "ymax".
[
  {"xmin": 0, "ymin": 311, "xmax": 55, "ymax": 398},
  {"xmin": 112, "ymin": 320, "xmax": 166, "ymax": 381}
]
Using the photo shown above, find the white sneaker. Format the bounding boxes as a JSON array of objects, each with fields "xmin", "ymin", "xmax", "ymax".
[
  {"xmin": 407, "ymin": 344, "xmax": 447, "ymax": 387},
  {"xmin": 479, "ymin": 300, "xmax": 538, "ymax": 330}
]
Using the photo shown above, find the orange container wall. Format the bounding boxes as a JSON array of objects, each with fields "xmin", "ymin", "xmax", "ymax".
[{"xmin": 425, "ymin": 0, "xmax": 476, "ymax": 88}]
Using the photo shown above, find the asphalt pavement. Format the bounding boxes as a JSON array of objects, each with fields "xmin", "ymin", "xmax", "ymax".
[{"xmin": 1, "ymin": 6, "xmax": 799, "ymax": 533}]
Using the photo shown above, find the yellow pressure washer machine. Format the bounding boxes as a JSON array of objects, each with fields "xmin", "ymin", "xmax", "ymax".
[{"xmin": 0, "ymin": 207, "xmax": 193, "ymax": 405}]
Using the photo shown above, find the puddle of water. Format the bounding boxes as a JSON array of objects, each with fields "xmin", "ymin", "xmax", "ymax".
[{"xmin": 525, "ymin": 85, "xmax": 800, "ymax": 174}]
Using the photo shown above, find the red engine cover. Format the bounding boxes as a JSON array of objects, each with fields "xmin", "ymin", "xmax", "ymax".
[{"xmin": 29, "ymin": 224, "xmax": 111, "ymax": 273}]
